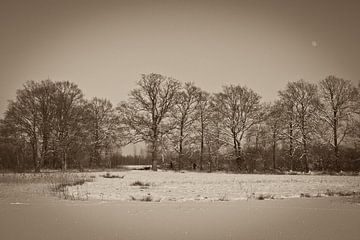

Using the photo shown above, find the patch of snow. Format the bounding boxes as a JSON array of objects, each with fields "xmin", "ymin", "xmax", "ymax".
[{"xmin": 66, "ymin": 171, "xmax": 360, "ymax": 202}]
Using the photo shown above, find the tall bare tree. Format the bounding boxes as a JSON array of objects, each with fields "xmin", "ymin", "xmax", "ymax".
[
  {"xmin": 85, "ymin": 97, "xmax": 120, "ymax": 168},
  {"xmin": 118, "ymin": 73, "xmax": 180, "ymax": 171},
  {"xmin": 212, "ymin": 85, "xmax": 264, "ymax": 171},
  {"xmin": 195, "ymin": 90, "xmax": 212, "ymax": 171},
  {"xmin": 35, "ymin": 80, "xmax": 57, "ymax": 168},
  {"xmin": 5, "ymin": 81, "xmax": 41, "ymax": 171},
  {"xmin": 53, "ymin": 81, "xmax": 84, "ymax": 170},
  {"xmin": 266, "ymin": 101, "xmax": 285, "ymax": 170},
  {"xmin": 171, "ymin": 82, "xmax": 200, "ymax": 170},
  {"xmin": 318, "ymin": 76, "xmax": 358, "ymax": 171},
  {"xmin": 280, "ymin": 80, "xmax": 319, "ymax": 172}
]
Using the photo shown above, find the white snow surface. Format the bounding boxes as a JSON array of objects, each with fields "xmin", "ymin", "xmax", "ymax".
[{"xmin": 67, "ymin": 170, "xmax": 360, "ymax": 202}]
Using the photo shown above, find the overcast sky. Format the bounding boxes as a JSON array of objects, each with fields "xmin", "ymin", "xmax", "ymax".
[{"xmin": 1, "ymin": 0, "xmax": 359, "ymax": 116}]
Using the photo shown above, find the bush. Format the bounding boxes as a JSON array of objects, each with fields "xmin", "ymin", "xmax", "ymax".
[
  {"xmin": 130, "ymin": 180, "xmax": 150, "ymax": 187},
  {"xmin": 102, "ymin": 172, "xmax": 124, "ymax": 179},
  {"xmin": 300, "ymin": 193, "xmax": 311, "ymax": 198},
  {"xmin": 256, "ymin": 193, "xmax": 274, "ymax": 200}
]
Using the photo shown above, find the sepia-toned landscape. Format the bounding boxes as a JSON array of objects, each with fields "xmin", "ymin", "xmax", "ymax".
[{"xmin": 1, "ymin": 0, "xmax": 360, "ymax": 239}]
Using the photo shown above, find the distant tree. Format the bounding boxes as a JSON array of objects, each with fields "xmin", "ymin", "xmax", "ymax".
[
  {"xmin": 206, "ymin": 107, "xmax": 226, "ymax": 171},
  {"xmin": 4, "ymin": 81, "xmax": 41, "ymax": 171},
  {"xmin": 195, "ymin": 90, "xmax": 212, "ymax": 171},
  {"xmin": 212, "ymin": 85, "xmax": 264, "ymax": 171},
  {"xmin": 35, "ymin": 80, "xmax": 57, "ymax": 168},
  {"xmin": 170, "ymin": 82, "xmax": 200, "ymax": 170},
  {"xmin": 118, "ymin": 73, "xmax": 180, "ymax": 171},
  {"xmin": 52, "ymin": 81, "xmax": 84, "ymax": 170},
  {"xmin": 266, "ymin": 101, "xmax": 285, "ymax": 170},
  {"xmin": 280, "ymin": 80, "xmax": 320, "ymax": 172},
  {"xmin": 318, "ymin": 76, "xmax": 358, "ymax": 171},
  {"xmin": 85, "ymin": 97, "xmax": 120, "ymax": 168},
  {"xmin": 0, "ymin": 118, "xmax": 30, "ymax": 171},
  {"xmin": 277, "ymin": 94, "xmax": 300, "ymax": 171}
]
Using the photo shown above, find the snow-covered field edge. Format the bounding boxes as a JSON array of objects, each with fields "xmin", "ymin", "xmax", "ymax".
[{"xmin": 65, "ymin": 170, "xmax": 360, "ymax": 202}]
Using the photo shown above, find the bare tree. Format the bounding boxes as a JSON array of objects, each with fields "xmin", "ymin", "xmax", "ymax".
[
  {"xmin": 318, "ymin": 76, "xmax": 358, "ymax": 171},
  {"xmin": 170, "ymin": 82, "xmax": 200, "ymax": 170},
  {"xmin": 277, "ymin": 94, "xmax": 300, "ymax": 171},
  {"xmin": 266, "ymin": 101, "xmax": 285, "ymax": 170},
  {"xmin": 53, "ymin": 81, "xmax": 84, "ymax": 171},
  {"xmin": 205, "ymin": 106, "xmax": 226, "ymax": 171},
  {"xmin": 85, "ymin": 97, "xmax": 120, "ymax": 168},
  {"xmin": 35, "ymin": 80, "xmax": 57, "ymax": 168},
  {"xmin": 5, "ymin": 81, "xmax": 41, "ymax": 172},
  {"xmin": 118, "ymin": 73, "xmax": 180, "ymax": 171},
  {"xmin": 280, "ymin": 80, "xmax": 319, "ymax": 172},
  {"xmin": 195, "ymin": 90, "xmax": 212, "ymax": 171},
  {"xmin": 212, "ymin": 85, "xmax": 264, "ymax": 171}
]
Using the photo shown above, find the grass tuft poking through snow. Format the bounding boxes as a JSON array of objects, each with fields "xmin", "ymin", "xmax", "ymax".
[
  {"xmin": 130, "ymin": 180, "xmax": 150, "ymax": 187},
  {"xmin": 102, "ymin": 172, "xmax": 124, "ymax": 179}
]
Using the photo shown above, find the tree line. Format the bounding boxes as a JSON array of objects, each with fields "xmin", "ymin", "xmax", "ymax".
[{"xmin": 1, "ymin": 74, "xmax": 359, "ymax": 173}]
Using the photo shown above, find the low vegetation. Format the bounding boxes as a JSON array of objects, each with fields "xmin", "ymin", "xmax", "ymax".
[
  {"xmin": 101, "ymin": 172, "xmax": 124, "ymax": 179},
  {"xmin": 130, "ymin": 180, "xmax": 151, "ymax": 187}
]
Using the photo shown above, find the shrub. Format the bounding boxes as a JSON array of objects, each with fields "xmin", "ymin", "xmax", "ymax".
[
  {"xmin": 256, "ymin": 193, "xmax": 274, "ymax": 200},
  {"xmin": 102, "ymin": 172, "xmax": 124, "ymax": 179},
  {"xmin": 130, "ymin": 181, "xmax": 150, "ymax": 187},
  {"xmin": 218, "ymin": 194, "xmax": 229, "ymax": 201},
  {"xmin": 300, "ymin": 193, "xmax": 311, "ymax": 198},
  {"xmin": 129, "ymin": 194, "xmax": 154, "ymax": 202}
]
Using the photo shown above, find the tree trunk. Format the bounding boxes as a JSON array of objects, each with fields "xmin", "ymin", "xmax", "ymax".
[
  {"xmin": 151, "ymin": 140, "xmax": 158, "ymax": 171},
  {"xmin": 200, "ymin": 123, "xmax": 204, "ymax": 171},
  {"xmin": 178, "ymin": 142, "xmax": 183, "ymax": 170},
  {"xmin": 178, "ymin": 126, "xmax": 184, "ymax": 171},
  {"xmin": 41, "ymin": 131, "xmax": 49, "ymax": 167},
  {"xmin": 303, "ymin": 138, "xmax": 309, "ymax": 172},
  {"xmin": 33, "ymin": 140, "xmax": 41, "ymax": 173},
  {"xmin": 61, "ymin": 149, "xmax": 67, "ymax": 171},
  {"xmin": 208, "ymin": 144, "xmax": 212, "ymax": 172},
  {"xmin": 272, "ymin": 132, "xmax": 276, "ymax": 170},
  {"xmin": 289, "ymin": 116, "xmax": 294, "ymax": 171},
  {"xmin": 333, "ymin": 110, "xmax": 340, "ymax": 172}
]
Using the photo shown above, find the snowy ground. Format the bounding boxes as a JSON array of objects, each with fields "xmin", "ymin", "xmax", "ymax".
[
  {"xmin": 66, "ymin": 170, "xmax": 360, "ymax": 202},
  {"xmin": 1, "ymin": 171, "xmax": 360, "ymax": 240}
]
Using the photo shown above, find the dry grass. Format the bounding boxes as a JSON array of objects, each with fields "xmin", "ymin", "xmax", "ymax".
[
  {"xmin": 0, "ymin": 172, "xmax": 94, "ymax": 201},
  {"xmin": 130, "ymin": 180, "xmax": 150, "ymax": 187},
  {"xmin": 102, "ymin": 172, "xmax": 124, "ymax": 179}
]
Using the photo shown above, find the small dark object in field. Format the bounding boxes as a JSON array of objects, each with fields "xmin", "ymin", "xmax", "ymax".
[
  {"xmin": 325, "ymin": 189, "xmax": 335, "ymax": 196},
  {"xmin": 102, "ymin": 172, "xmax": 124, "ymax": 179},
  {"xmin": 140, "ymin": 166, "xmax": 151, "ymax": 170},
  {"xmin": 218, "ymin": 196, "xmax": 229, "ymax": 201},
  {"xmin": 130, "ymin": 180, "xmax": 150, "ymax": 187},
  {"xmin": 256, "ymin": 194, "xmax": 274, "ymax": 200},
  {"xmin": 141, "ymin": 195, "xmax": 153, "ymax": 202},
  {"xmin": 129, "ymin": 194, "xmax": 153, "ymax": 202},
  {"xmin": 300, "ymin": 193, "xmax": 311, "ymax": 198}
]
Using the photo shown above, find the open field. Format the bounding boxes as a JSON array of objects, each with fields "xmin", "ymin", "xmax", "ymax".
[
  {"xmin": 1, "ymin": 170, "xmax": 360, "ymax": 202},
  {"xmin": 1, "ymin": 171, "xmax": 360, "ymax": 240},
  {"xmin": 63, "ymin": 170, "xmax": 360, "ymax": 202}
]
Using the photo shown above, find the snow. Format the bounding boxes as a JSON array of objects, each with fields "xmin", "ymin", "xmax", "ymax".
[{"xmin": 66, "ymin": 171, "xmax": 360, "ymax": 202}]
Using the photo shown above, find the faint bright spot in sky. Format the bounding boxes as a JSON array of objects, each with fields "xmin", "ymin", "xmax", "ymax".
[{"xmin": 311, "ymin": 41, "xmax": 318, "ymax": 47}]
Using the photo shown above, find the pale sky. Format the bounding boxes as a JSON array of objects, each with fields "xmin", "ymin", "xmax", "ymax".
[{"xmin": 1, "ymin": 0, "xmax": 360, "ymax": 117}]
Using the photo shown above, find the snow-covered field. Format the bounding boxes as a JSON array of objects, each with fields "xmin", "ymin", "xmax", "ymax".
[{"xmin": 66, "ymin": 171, "xmax": 360, "ymax": 202}]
